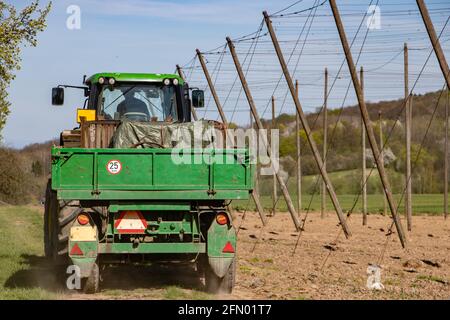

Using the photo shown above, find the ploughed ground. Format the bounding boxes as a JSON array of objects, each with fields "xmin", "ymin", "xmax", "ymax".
[
  {"xmin": 229, "ymin": 211, "xmax": 450, "ymax": 300},
  {"xmin": 64, "ymin": 211, "xmax": 450, "ymax": 300}
]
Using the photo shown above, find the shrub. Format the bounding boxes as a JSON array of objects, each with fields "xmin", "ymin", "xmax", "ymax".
[{"xmin": 0, "ymin": 148, "xmax": 31, "ymax": 204}]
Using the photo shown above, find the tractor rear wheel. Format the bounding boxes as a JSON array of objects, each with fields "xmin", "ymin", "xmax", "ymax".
[
  {"xmin": 44, "ymin": 180, "xmax": 55, "ymax": 259},
  {"xmin": 44, "ymin": 180, "xmax": 81, "ymax": 265},
  {"xmin": 204, "ymin": 258, "xmax": 236, "ymax": 294},
  {"xmin": 52, "ymin": 200, "xmax": 82, "ymax": 265}
]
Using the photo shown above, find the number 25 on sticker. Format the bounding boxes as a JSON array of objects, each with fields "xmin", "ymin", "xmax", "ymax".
[{"xmin": 107, "ymin": 160, "xmax": 122, "ymax": 174}]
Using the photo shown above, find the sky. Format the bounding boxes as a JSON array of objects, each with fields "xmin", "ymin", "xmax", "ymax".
[{"xmin": 2, "ymin": 0, "xmax": 450, "ymax": 148}]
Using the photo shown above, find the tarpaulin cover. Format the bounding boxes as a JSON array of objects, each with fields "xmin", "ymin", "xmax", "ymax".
[{"xmin": 111, "ymin": 120, "xmax": 224, "ymax": 148}]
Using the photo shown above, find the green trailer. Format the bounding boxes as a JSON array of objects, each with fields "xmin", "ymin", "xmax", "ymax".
[{"xmin": 44, "ymin": 73, "xmax": 254, "ymax": 293}]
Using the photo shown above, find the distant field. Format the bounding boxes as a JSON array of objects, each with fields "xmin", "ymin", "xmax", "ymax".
[
  {"xmin": 234, "ymin": 168, "xmax": 447, "ymax": 215},
  {"xmin": 233, "ymin": 193, "xmax": 448, "ymax": 215}
]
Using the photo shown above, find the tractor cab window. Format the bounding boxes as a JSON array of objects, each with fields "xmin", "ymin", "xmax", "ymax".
[{"xmin": 98, "ymin": 83, "xmax": 179, "ymax": 122}]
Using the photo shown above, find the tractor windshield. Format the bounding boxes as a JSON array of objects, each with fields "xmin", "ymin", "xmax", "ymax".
[{"xmin": 98, "ymin": 83, "xmax": 179, "ymax": 122}]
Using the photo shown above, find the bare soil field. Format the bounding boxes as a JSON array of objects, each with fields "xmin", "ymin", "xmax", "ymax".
[{"xmin": 229, "ymin": 211, "xmax": 450, "ymax": 300}]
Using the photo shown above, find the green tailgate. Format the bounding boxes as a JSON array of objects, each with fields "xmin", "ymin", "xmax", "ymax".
[{"xmin": 51, "ymin": 147, "xmax": 253, "ymax": 201}]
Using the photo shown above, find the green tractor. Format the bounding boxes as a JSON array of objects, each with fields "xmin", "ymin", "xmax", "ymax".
[{"xmin": 44, "ymin": 73, "xmax": 253, "ymax": 293}]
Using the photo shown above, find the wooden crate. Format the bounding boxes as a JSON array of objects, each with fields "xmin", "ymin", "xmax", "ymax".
[
  {"xmin": 60, "ymin": 130, "xmax": 81, "ymax": 147},
  {"xmin": 80, "ymin": 120, "xmax": 120, "ymax": 148}
]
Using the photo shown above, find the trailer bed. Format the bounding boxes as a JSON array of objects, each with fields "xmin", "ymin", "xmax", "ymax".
[{"xmin": 51, "ymin": 147, "xmax": 253, "ymax": 201}]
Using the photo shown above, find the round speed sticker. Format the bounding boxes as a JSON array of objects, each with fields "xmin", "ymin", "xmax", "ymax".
[{"xmin": 106, "ymin": 160, "xmax": 122, "ymax": 174}]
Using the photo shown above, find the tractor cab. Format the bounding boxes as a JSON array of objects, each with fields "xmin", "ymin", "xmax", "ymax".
[
  {"xmin": 52, "ymin": 73, "xmax": 205, "ymax": 147},
  {"xmin": 52, "ymin": 72, "xmax": 204, "ymax": 123}
]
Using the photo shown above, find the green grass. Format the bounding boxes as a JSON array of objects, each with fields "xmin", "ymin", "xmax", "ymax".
[
  {"xmin": 416, "ymin": 275, "xmax": 448, "ymax": 285},
  {"xmin": 0, "ymin": 205, "xmax": 55, "ymax": 300},
  {"xmin": 239, "ymin": 265, "xmax": 252, "ymax": 274},
  {"xmin": 164, "ymin": 286, "xmax": 211, "ymax": 300},
  {"xmin": 235, "ymin": 193, "xmax": 448, "ymax": 215},
  {"xmin": 240, "ymin": 168, "xmax": 449, "ymax": 215},
  {"xmin": 294, "ymin": 295, "xmax": 310, "ymax": 300}
]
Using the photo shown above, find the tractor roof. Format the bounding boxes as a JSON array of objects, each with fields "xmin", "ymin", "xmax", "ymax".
[{"xmin": 85, "ymin": 72, "xmax": 184, "ymax": 85}]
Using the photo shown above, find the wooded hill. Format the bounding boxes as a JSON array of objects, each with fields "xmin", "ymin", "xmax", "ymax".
[
  {"xmin": 259, "ymin": 89, "xmax": 449, "ymax": 195},
  {"xmin": 0, "ymin": 140, "xmax": 55, "ymax": 205}
]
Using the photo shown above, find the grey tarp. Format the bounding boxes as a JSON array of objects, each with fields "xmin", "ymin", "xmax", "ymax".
[{"xmin": 111, "ymin": 120, "xmax": 225, "ymax": 149}]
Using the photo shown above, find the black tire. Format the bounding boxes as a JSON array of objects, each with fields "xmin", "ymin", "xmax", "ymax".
[
  {"xmin": 204, "ymin": 258, "xmax": 236, "ymax": 294},
  {"xmin": 44, "ymin": 181, "xmax": 81, "ymax": 266},
  {"xmin": 44, "ymin": 180, "xmax": 54, "ymax": 259},
  {"xmin": 196, "ymin": 254, "xmax": 208, "ymax": 275},
  {"xmin": 52, "ymin": 200, "xmax": 82, "ymax": 265},
  {"xmin": 82, "ymin": 262, "xmax": 99, "ymax": 294}
]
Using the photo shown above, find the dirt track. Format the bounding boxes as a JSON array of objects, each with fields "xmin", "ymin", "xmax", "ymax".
[{"xmin": 62, "ymin": 211, "xmax": 450, "ymax": 300}]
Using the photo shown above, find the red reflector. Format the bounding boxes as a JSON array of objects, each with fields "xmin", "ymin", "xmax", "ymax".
[
  {"xmin": 70, "ymin": 243, "xmax": 83, "ymax": 256},
  {"xmin": 222, "ymin": 241, "xmax": 235, "ymax": 253}
]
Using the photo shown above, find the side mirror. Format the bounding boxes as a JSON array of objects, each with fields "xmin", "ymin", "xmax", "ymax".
[
  {"xmin": 52, "ymin": 87, "xmax": 64, "ymax": 105},
  {"xmin": 191, "ymin": 89, "xmax": 204, "ymax": 108}
]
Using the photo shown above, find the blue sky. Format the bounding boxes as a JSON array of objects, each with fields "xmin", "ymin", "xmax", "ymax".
[{"xmin": 3, "ymin": 0, "xmax": 450, "ymax": 147}]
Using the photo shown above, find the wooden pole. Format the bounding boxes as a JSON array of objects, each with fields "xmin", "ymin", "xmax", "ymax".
[
  {"xmin": 250, "ymin": 109, "xmax": 264, "ymax": 219},
  {"xmin": 379, "ymin": 111, "xmax": 387, "ymax": 216},
  {"xmin": 195, "ymin": 50, "xmax": 227, "ymax": 126},
  {"xmin": 226, "ymin": 37, "xmax": 302, "ymax": 231},
  {"xmin": 262, "ymin": 12, "xmax": 351, "ymax": 238},
  {"xmin": 196, "ymin": 49, "xmax": 267, "ymax": 226},
  {"xmin": 328, "ymin": 0, "xmax": 407, "ymax": 247},
  {"xmin": 254, "ymin": 113, "xmax": 261, "ymax": 204},
  {"xmin": 176, "ymin": 64, "xmax": 198, "ymax": 121},
  {"xmin": 416, "ymin": 0, "xmax": 450, "ymax": 220},
  {"xmin": 321, "ymin": 68, "xmax": 328, "ymax": 219},
  {"xmin": 272, "ymin": 96, "xmax": 277, "ymax": 216},
  {"xmin": 404, "ymin": 43, "xmax": 412, "ymax": 230},
  {"xmin": 416, "ymin": 0, "xmax": 450, "ymax": 90},
  {"xmin": 360, "ymin": 66, "xmax": 367, "ymax": 225},
  {"xmin": 296, "ymin": 80, "xmax": 302, "ymax": 214},
  {"xmin": 445, "ymin": 88, "xmax": 449, "ymax": 219}
]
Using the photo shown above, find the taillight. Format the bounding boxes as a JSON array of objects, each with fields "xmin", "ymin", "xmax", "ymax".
[
  {"xmin": 216, "ymin": 213, "xmax": 229, "ymax": 225},
  {"xmin": 77, "ymin": 214, "xmax": 90, "ymax": 225}
]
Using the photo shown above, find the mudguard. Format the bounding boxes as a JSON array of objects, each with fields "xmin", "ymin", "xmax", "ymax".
[
  {"xmin": 207, "ymin": 216, "xmax": 236, "ymax": 278},
  {"xmin": 68, "ymin": 225, "xmax": 98, "ymax": 278}
]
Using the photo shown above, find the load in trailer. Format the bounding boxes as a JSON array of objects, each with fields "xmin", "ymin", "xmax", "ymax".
[{"xmin": 45, "ymin": 73, "xmax": 254, "ymax": 293}]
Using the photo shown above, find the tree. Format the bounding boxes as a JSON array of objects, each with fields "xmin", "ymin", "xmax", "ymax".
[
  {"xmin": 31, "ymin": 159, "xmax": 43, "ymax": 176},
  {"xmin": 0, "ymin": 147, "xmax": 31, "ymax": 204},
  {"xmin": 0, "ymin": 1, "xmax": 51, "ymax": 137}
]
